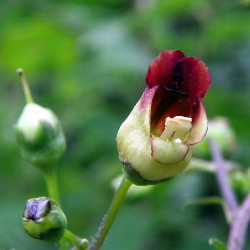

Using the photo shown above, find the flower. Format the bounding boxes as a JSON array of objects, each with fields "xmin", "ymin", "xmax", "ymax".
[{"xmin": 117, "ymin": 50, "xmax": 211, "ymax": 185}]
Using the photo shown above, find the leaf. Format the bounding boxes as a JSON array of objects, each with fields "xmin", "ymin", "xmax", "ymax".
[
  {"xmin": 182, "ymin": 196, "xmax": 223, "ymax": 209},
  {"xmin": 209, "ymin": 238, "xmax": 227, "ymax": 250},
  {"xmin": 182, "ymin": 196, "xmax": 233, "ymax": 224}
]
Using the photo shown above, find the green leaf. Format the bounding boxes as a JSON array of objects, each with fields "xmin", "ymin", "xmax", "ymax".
[
  {"xmin": 209, "ymin": 238, "xmax": 227, "ymax": 250},
  {"xmin": 182, "ymin": 196, "xmax": 223, "ymax": 209},
  {"xmin": 182, "ymin": 196, "xmax": 233, "ymax": 224}
]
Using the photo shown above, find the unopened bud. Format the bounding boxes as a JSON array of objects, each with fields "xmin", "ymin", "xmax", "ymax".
[
  {"xmin": 22, "ymin": 197, "xmax": 67, "ymax": 242},
  {"xmin": 15, "ymin": 103, "xmax": 66, "ymax": 169},
  {"xmin": 15, "ymin": 69, "xmax": 66, "ymax": 170}
]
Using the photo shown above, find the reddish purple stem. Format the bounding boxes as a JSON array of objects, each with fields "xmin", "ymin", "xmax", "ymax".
[
  {"xmin": 209, "ymin": 139, "xmax": 238, "ymax": 215},
  {"xmin": 228, "ymin": 194, "xmax": 250, "ymax": 250},
  {"xmin": 210, "ymin": 139, "xmax": 250, "ymax": 250}
]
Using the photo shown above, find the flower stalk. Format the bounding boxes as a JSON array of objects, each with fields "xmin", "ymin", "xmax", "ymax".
[
  {"xmin": 228, "ymin": 193, "xmax": 250, "ymax": 250},
  {"xmin": 42, "ymin": 168, "xmax": 60, "ymax": 203},
  {"xmin": 62, "ymin": 229, "xmax": 89, "ymax": 250},
  {"xmin": 209, "ymin": 140, "xmax": 250, "ymax": 249},
  {"xmin": 17, "ymin": 68, "xmax": 34, "ymax": 104},
  {"xmin": 88, "ymin": 176, "xmax": 132, "ymax": 250},
  {"xmin": 209, "ymin": 139, "xmax": 238, "ymax": 221}
]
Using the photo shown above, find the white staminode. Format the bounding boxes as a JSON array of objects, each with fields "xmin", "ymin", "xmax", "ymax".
[{"xmin": 160, "ymin": 116, "xmax": 192, "ymax": 143}]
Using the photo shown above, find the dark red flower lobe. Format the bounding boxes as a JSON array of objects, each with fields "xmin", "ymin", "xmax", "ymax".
[
  {"xmin": 145, "ymin": 50, "xmax": 211, "ymax": 136},
  {"xmin": 146, "ymin": 50, "xmax": 185, "ymax": 88},
  {"xmin": 146, "ymin": 50, "xmax": 211, "ymax": 99}
]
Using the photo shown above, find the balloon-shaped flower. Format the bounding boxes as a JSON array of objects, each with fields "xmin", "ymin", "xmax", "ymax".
[{"xmin": 117, "ymin": 50, "xmax": 211, "ymax": 185}]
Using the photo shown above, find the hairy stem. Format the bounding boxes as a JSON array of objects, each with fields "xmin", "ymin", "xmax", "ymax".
[
  {"xmin": 228, "ymin": 194, "xmax": 250, "ymax": 250},
  {"xmin": 88, "ymin": 176, "xmax": 132, "ymax": 250},
  {"xmin": 209, "ymin": 139, "xmax": 238, "ymax": 219}
]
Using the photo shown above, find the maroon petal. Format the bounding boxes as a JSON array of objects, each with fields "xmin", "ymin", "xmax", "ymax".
[
  {"xmin": 146, "ymin": 50, "xmax": 185, "ymax": 88},
  {"xmin": 172, "ymin": 57, "xmax": 211, "ymax": 99}
]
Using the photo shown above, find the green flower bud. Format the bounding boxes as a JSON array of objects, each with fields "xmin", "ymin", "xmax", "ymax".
[
  {"xmin": 22, "ymin": 197, "xmax": 67, "ymax": 242},
  {"xmin": 15, "ymin": 103, "xmax": 66, "ymax": 170},
  {"xmin": 15, "ymin": 69, "xmax": 66, "ymax": 170},
  {"xmin": 193, "ymin": 117, "xmax": 236, "ymax": 159}
]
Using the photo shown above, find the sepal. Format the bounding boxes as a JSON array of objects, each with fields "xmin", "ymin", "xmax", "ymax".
[{"xmin": 117, "ymin": 100, "xmax": 193, "ymax": 185}]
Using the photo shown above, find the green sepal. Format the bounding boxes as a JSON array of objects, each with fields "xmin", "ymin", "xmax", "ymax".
[
  {"xmin": 15, "ymin": 121, "xmax": 66, "ymax": 169},
  {"xmin": 14, "ymin": 122, "xmax": 47, "ymax": 151},
  {"xmin": 121, "ymin": 161, "xmax": 172, "ymax": 186}
]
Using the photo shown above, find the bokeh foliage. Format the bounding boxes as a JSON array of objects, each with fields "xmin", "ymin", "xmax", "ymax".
[{"xmin": 0, "ymin": 0, "xmax": 250, "ymax": 249}]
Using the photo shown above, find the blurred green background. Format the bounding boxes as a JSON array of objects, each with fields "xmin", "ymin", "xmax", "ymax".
[{"xmin": 0, "ymin": 0, "xmax": 250, "ymax": 249}]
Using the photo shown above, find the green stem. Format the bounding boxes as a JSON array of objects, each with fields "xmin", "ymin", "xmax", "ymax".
[
  {"xmin": 88, "ymin": 176, "xmax": 132, "ymax": 250},
  {"xmin": 42, "ymin": 168, "xmax": 60, "ymax": 203},
  {"xmin": 17, "ymin": 68, "xmax": 34, "ymax": 104},
  {"xmin": 42, "ymin": 170, "xmax": 88, "ymax": 250},
  {"xmin": 62, "ymin": 230, "xmax": 89, "ymax": 250}
]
